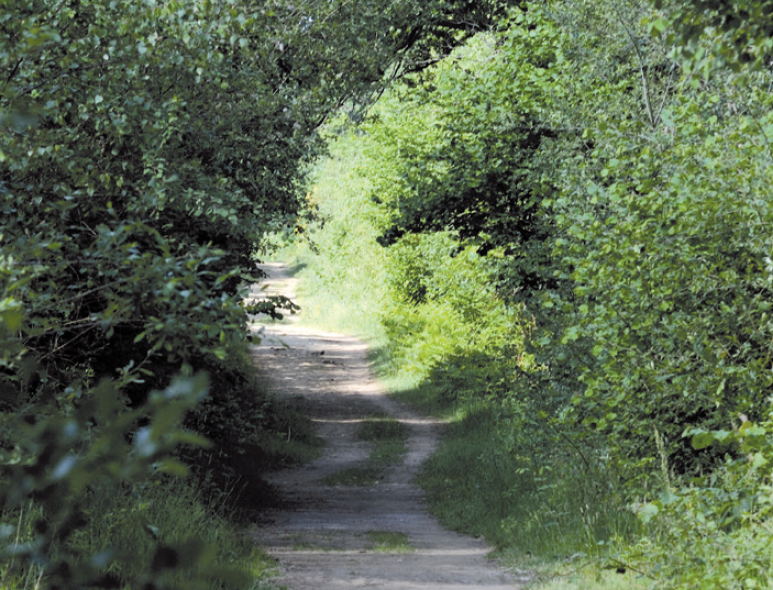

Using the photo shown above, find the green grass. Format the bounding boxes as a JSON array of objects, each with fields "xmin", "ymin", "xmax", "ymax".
[
  {"xmin": 286, "ymin": 531, "xmax": 414, "ymax": 554},
  {"xmin": 321, "ymin": 415, "xmax": 409, "ymax": 486},
  {"xmin": 0, "ymin": 477, "xmax": 277, "ymax": 590},
  {"xmin": 388, "ymin": 374, "xmax": 461, "ymax": 419},
  {"xmin": 417, "ymin": 401, "xmax": 640, "ymax": 555},
  {"xmin": 510, "ymin": 555, "xmax": 654, "ymax": 590},
  {"xmin": 365, "ymin": 531, "xmax": 414, "ymax": 553}
]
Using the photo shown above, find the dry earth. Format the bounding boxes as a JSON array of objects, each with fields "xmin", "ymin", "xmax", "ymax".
[{"xmin": 247, "ymin": 262, "xmax": 528, "ymax": 590}]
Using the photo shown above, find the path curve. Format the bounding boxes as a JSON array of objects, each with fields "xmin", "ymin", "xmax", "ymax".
[{"xmin": 248, "ymin": 263, "xmax": 522, "ymax": 590}]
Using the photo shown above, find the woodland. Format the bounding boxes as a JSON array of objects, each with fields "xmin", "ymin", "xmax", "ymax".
[{"xmin": 2, "ymin": 0, "xmax": 773, "ymax": 588}]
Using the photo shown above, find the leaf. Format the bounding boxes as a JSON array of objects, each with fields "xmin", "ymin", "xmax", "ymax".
[
  {"xmin": 691, "ymin": 431, "xmax": 716, "ymax": 450},
  {"xmin": 636, "ymin": 502, "xmax": 660, "ymax": 524},
  {"xmin": 649, "ymin": 18, "xmax": 669, "ymax": 36},
  {"xmin": 0, "ymin": 308, "xmax": 24, "ymax": 332},
  {"xmin": 751, "ymin": 452, "xmax": 768, "ymax": 470}
]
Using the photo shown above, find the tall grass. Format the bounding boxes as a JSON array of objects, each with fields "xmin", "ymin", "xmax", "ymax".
[
  {"xmin": 0, "ymin": 477, "xmax": 276, "ymax": 590},
  {"xmin": 418, "ymin": 403, "xmax": 640, "ymax": 555}
]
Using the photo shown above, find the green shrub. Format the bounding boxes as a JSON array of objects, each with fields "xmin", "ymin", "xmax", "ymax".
[{"xmin": 624, "ymin": 411, "xmax": 773, "ymax": 588}]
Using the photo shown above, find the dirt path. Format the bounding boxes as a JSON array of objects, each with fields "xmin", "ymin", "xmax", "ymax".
[{"xmin": 248, "ymin": 263, "xmax": 524, "ymax": 590}]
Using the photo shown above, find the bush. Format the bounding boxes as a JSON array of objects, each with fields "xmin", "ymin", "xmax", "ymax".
[{"xmin": 626, "ymin": 410, "xmax": 773, "ymax": 588}]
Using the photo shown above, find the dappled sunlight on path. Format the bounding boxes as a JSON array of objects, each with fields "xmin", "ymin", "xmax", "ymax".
[{"xmin": 248, "ymin": 263, "xmax": 523, "ymax": 590}]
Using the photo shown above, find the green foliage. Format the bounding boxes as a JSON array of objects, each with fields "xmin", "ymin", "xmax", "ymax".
[
  {"xmin": 524, "ymin": 2, "xmax": 773, "ymax": 482},
  {"xmin": 0, "ymin": 374, "xmax": 225, "ymax": 589},
  {"xmin": 0, "ymin": 0, "xmax": 330, "ymax": 409},
  {"xmin": 0, "ymin": 478, "xmax": 272, "ymax": 590},
  {"xmin": 2, "ymin": 0, "xmax": 527, "ymax": 585},
  {"xmin": 374, "ymin": 12, "xmax": 561, "ymax": 272},
  {"xmin": 557, "ymin": 92, "xmax": 773, "ymax": 479},
  {"xmin": 286, "ymin": 56, "xmax": 635, "ymax": 565},
  {"xmin": 622, "ymin": 410, "xmax": 773, "ymax": 588},
  {"xmin": 0, "ymin": 0, "xmax": 514, "ymax": 418},
  {"xmin": 371, "ymin": 0, "xmax": 773, "ymax": 490},
  {"xmin": 651, "ymin": 0, "xmax": 773, "ymax": 73}
]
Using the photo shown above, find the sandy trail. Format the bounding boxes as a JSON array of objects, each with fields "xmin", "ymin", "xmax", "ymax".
[{"xmin": 248, "ymin": 262, "xmax": 523, "ymax": 590}]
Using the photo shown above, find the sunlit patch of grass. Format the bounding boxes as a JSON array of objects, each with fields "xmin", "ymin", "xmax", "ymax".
[
  {"xmin": 365, "ymin": 531, "xmax": 414, "ymax": 553},
  {"xmin": 502, "ymin": 552, "xmax": 654, "ymax": 590}
]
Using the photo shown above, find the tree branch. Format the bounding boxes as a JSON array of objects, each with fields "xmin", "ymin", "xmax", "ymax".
[{"xmin": 613, "ymin": 8, "xmax": 657, "ymax": 128}]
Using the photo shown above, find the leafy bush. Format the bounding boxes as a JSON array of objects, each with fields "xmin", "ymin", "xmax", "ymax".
[
  {"xmin": 0, "ymin": 374, "xmax": 224, "ymax": 589},
  {"xmin": 626, "ymin": 411, "xmax": 773, "ymax": 588},
  {"xmin": 553, "ymin": 90, "xmax": 773, "ymax": 480}
]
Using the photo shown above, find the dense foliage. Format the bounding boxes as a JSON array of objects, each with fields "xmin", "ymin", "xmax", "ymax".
[
  {"xmin": 364, "ymin": 0, "xmax": 773, "ymax": 488},
  {"xmin": 6, "ymin": 0, "xmax": 773, "ymax": 586},
  {"xmin": 290, "ymin": 0, "xmax": 773, "ymax": 587},
  {"xmin": 0, "ymin": 0, "xmax": 522, "ymax": 587}
]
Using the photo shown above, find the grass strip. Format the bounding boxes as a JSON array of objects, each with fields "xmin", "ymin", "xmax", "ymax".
[
  {"xmin": 321, "ymin": 414, "xmax": 408, "ymax": 486},
  {"xmin": 365, "ymin": 530, "xmax": 414, "ymax": 553}
]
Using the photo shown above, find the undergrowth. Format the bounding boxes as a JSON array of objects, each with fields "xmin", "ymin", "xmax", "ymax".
[
  {"xmin": 0, "ymin": 477, "xmax": 275, "ymax": 590},
  {"xmin": 0, "ymin": 336, "xmax": 321, "ymax": 589},
  {"xmin": 186, "ymin": 340, "xmax": 323, "ymax": 512}
]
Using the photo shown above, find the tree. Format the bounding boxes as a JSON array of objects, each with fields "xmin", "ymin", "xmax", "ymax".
[
  {"xmin": 1, "ymin": 0, "xmax": 527, "ymax": 585},
  {"xmin": 364, "ymin": 0, "xmax": 773, "ymax": 484}
]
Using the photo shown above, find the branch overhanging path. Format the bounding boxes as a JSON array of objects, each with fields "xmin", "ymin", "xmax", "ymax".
[{"xmin": 248, "ymin": 262, "xmax": 526, "ymax": 590}]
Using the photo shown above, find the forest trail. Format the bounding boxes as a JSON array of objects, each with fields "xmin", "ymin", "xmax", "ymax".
[{"xmin": 247, "ymin": 263, "xmax": 524, "ymax": 590}]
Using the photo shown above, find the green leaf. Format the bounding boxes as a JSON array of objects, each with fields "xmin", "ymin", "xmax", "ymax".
[
  {"xmin": 649, "ymin": 18, "xmax": 669, "ymax": 36},
  {"xmin": 691, "ymin": 431, "xmax": 715, "ymax": 450},
  {"xmin": 636, "ymin": 502, "xmax": 660, "ymax": 524}
]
